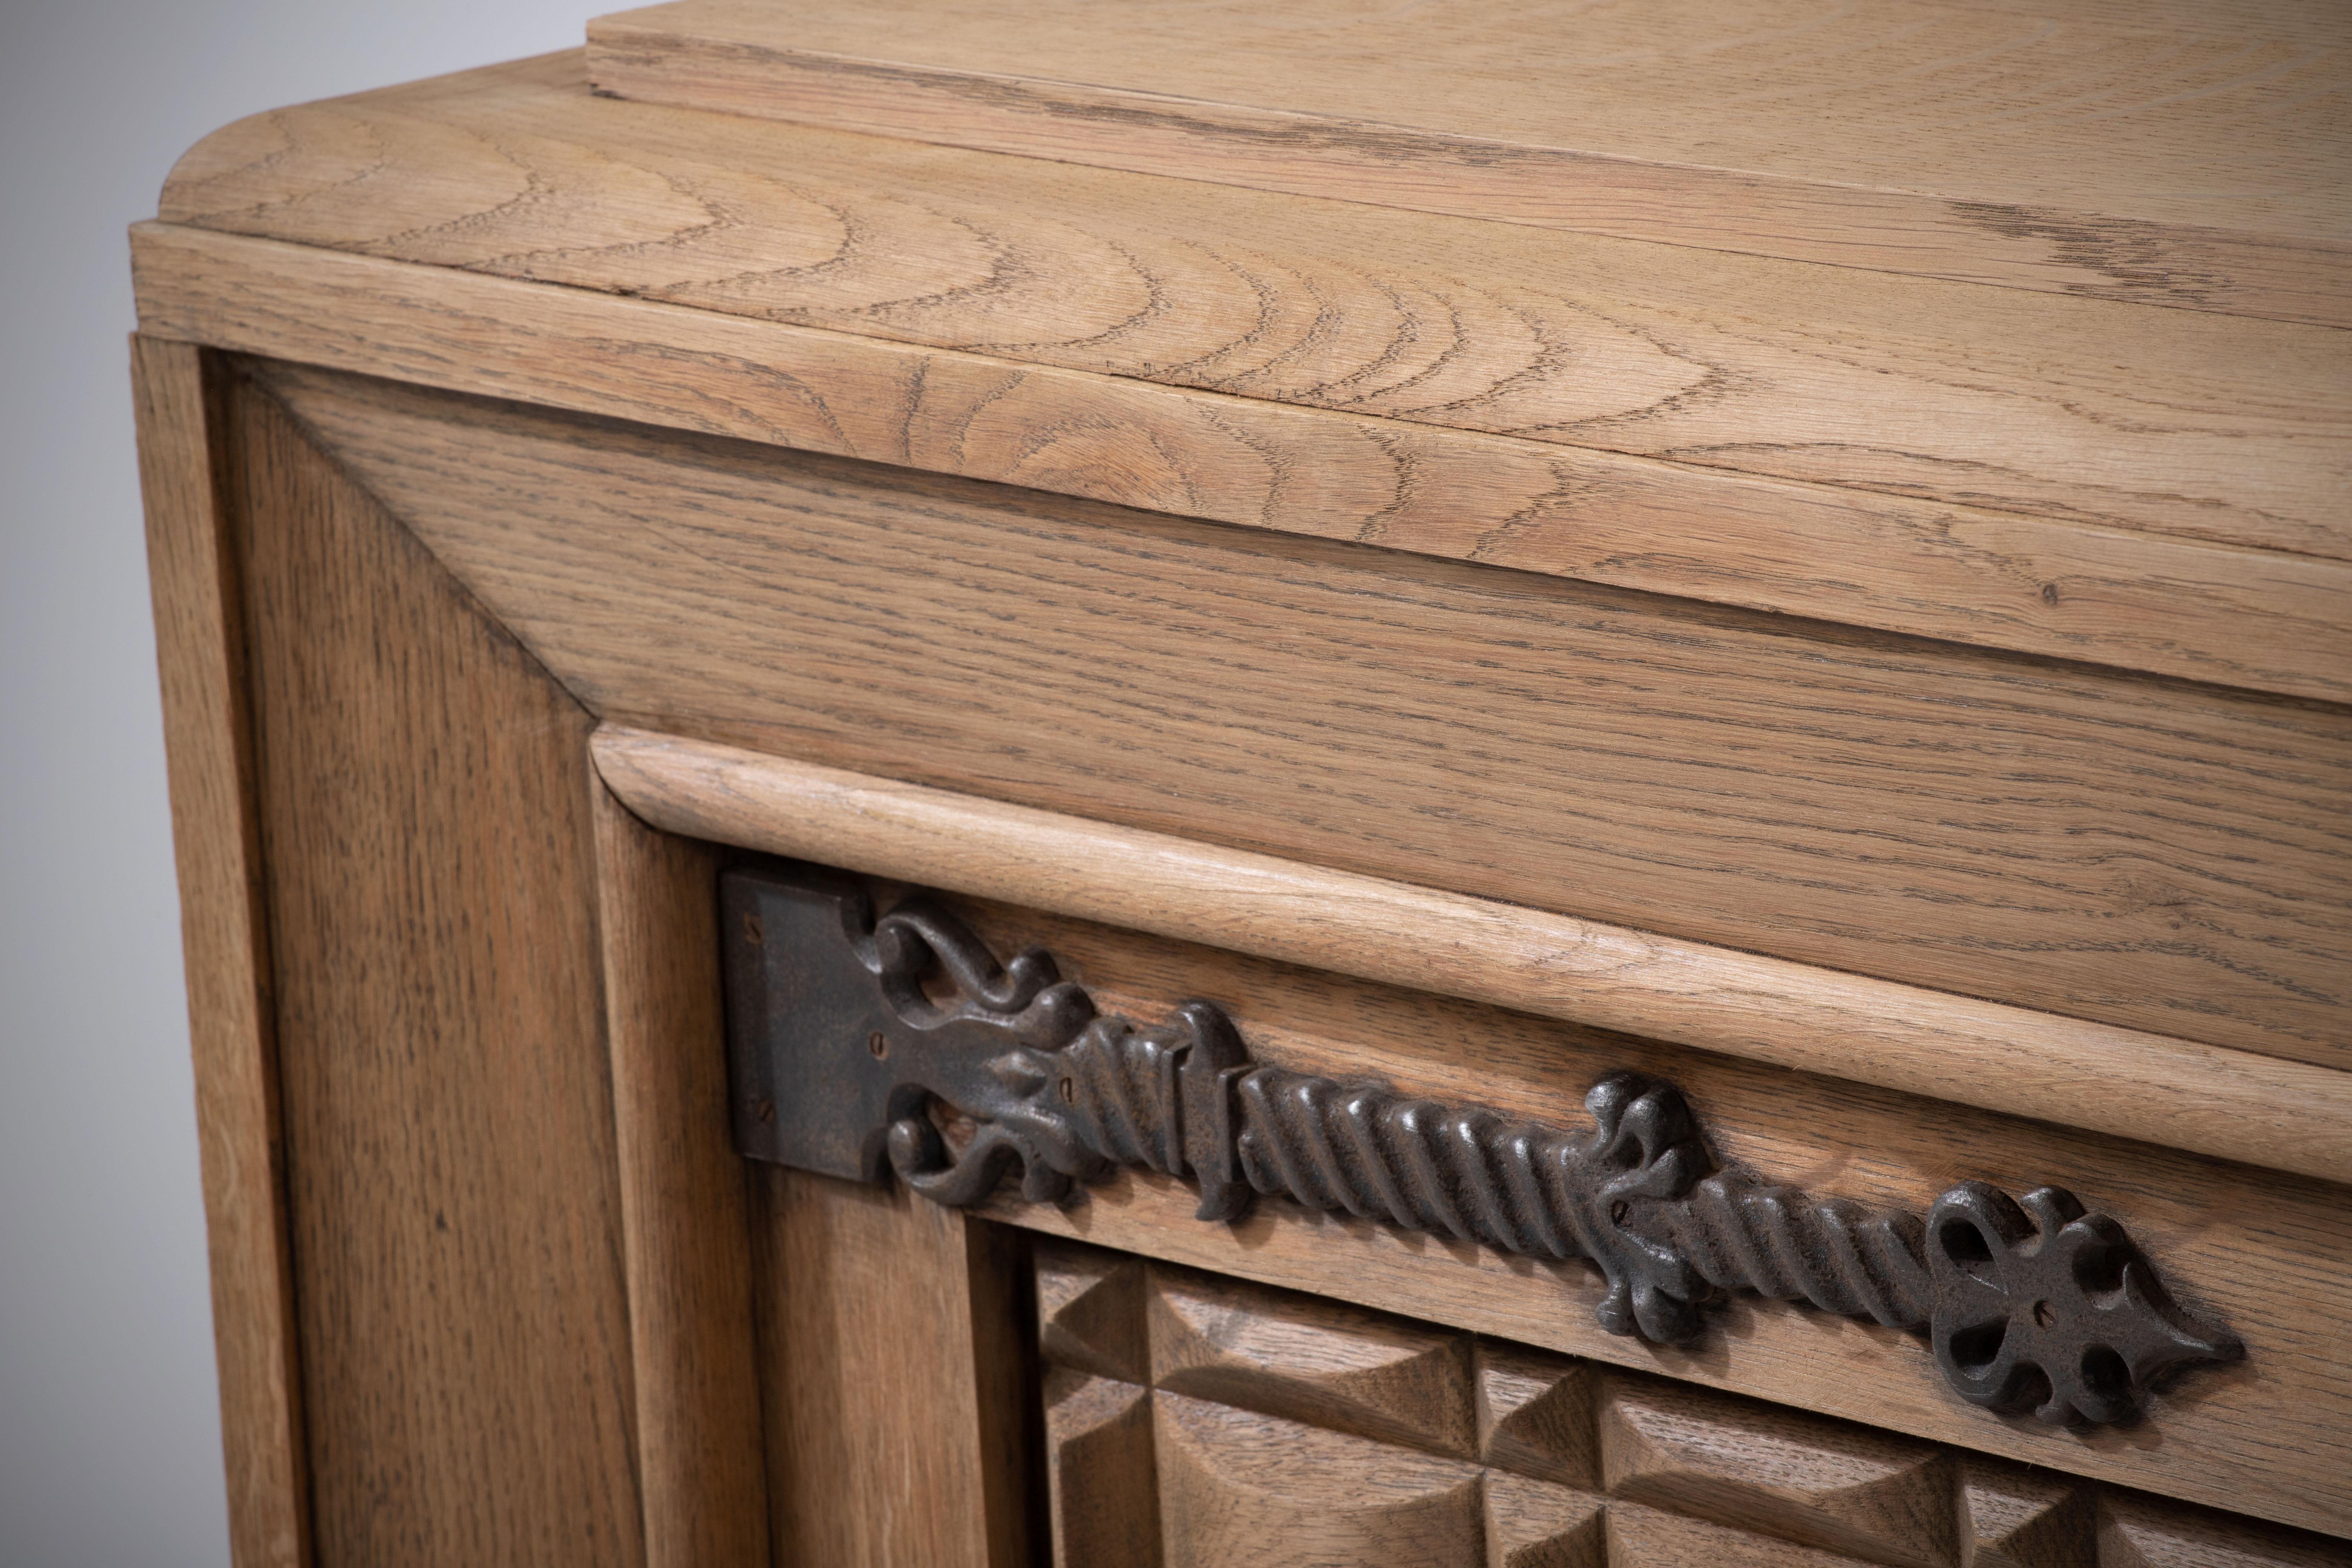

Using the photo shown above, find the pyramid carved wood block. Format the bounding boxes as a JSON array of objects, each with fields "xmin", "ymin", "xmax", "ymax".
[{"xmin": 1027, "ymin": 1240, "xmax": 2339, "ymax": 1568}]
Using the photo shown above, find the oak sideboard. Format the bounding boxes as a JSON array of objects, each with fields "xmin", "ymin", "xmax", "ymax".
[{"xmin": 133, "ymin": 3, "xmax": 2352, "ymax": 1564}]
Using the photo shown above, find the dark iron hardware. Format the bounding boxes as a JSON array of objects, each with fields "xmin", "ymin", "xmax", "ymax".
[{"xmin": 721, "ymin": 864, "xmax": 2242, "ymax": 1427}]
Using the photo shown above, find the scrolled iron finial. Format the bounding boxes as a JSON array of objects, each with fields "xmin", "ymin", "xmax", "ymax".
[{"xmin": 722, "ymin": 864, "xmax": 2242, "ymax": 1427}]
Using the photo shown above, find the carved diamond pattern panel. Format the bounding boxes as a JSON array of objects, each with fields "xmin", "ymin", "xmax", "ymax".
[
  {"xmin": 1597, "ymin": 1375, "xmax": 1956, "ymax": 1565},
  {"xmin": 1154, "ymin": 1393, "xmax": 1488, "ymax": 1567},
  {"xmin": 1963, "ymin": 1460, "xmax": 2096, "ymax": 1568},
  {"xmin": 1032, "ymin": 1237, "xmax": 2347, "ymax": 1568},
  {"xmin": 1044, "ymin": 1367, "xmax": 1162, "ymax": 1567},
  {"xmin": 1147, "ymin": 1268, "xmax": 1478, "ymax": 1459},
  {"xmin": 2096, "ymin": 1493, "xmax": 2352, "ymax": 1568}
]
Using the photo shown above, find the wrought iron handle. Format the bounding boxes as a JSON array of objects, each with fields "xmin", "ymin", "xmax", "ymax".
[{"xmin": 720, "ymin": 864, "xmax": 2241, "ymax": 1427}]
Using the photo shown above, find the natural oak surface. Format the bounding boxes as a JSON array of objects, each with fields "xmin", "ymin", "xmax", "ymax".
[
  {"xmin": 594, "ymin": 726, "xmax": 2352, "ymax": 1186},
  {"xmin": 154, "ymin": 55, "xmax": 2352, "ymax": 574},
  {"xmin": 132, "ymin": 339, "xmax": 311, "ymax": 1568},
  {"xmin": 590, "ymin": 797, "xmax": 767, "ymax": 1568},
  {"xmin": 1032, "ymin": 1241, "xmax": 2350, "ymax": 1563},
  {"xmin": 244, "ymin": 362, "xmax": 2352, "ymax": 1071},
  {"xmin": 226, "ymin": 369, "xmax": 645, "ymax": 1563},
  {"xmin": 930, "ymin": 887, "xmax": 2352, "ymax": 1537},
  {"xmin": 750, "ymin": 1168, "xmax": 1033, "ymax": 1566},
  {"xmin": 129, "ymin": 223, "xmax": 2352, "ymax": 703},
  {"xmin": 590, "ymin": 0, "xmax": 2352, "ymax": 325}
]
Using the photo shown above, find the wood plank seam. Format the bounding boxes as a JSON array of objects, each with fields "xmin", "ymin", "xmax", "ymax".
[{"xmin": 153, "ymin": 55, "xmax": 2352, "ymax": 567}]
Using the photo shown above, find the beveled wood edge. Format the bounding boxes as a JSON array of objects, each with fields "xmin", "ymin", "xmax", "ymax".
[
  {"xmin": 128, "ymin": 221, "xmax": 2352, "ymax": 704},
  {"xmin": 585, "ymin": 14, "xmax": 2352, "ymax": 332},
  {"xmin": 590, "ymin": 723, "xmax": 2352, "ymax": 1186},
  {"xmin": 131, "ymin": 336, "xmax": 314, "ymax": 1568}
]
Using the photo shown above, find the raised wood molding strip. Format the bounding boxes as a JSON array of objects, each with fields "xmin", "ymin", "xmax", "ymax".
[
  {"xmin": 587, "ymin": 0, "xmax": 2352, "ymax": 329},
  {"xmin": 589, "ymin": 725, "xmax": 2352, "ymax": 1186},
  {"xmin": 130, "ymin": 222, "xmax": 2352, "ymax": 703}
]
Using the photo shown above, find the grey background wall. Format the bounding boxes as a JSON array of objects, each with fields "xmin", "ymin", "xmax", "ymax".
[{"xmin": 0, "ymin": 5, "xmax": 597, "ymax": 1562}]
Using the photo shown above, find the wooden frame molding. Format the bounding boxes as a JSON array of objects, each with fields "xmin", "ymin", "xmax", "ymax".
[
  {"xmin": 590, "ymin": 790, "xmax": 768, "ymax": 1568},
  {"xmin": 129, "ymin": 222, "xmax": 2352, "ymax": 703},
  {"xmin": 133, "ymin": 337, "xmax": 314, "ymax": 1568},
  {"xmin": 592, "ymin": 724, "xmax": 2352, "ymax": 1185}
]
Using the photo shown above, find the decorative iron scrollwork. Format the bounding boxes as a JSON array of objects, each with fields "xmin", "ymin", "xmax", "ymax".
[{"xmin": 721, "ymin": 864, "xmax": 2242, "ymax": 1427}]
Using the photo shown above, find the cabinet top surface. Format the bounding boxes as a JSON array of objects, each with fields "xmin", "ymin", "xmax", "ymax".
[
  {"xmin": 143, "ymin": 43, "xmax": 2352, "ymax": 699},
  {"xmin": 591, "ymin": 0, "xmax": 2350, "ymax": 241}
]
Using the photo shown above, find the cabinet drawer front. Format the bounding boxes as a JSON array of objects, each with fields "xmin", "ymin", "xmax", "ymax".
[{"xmin": 716, "ymin": 859, "xmax": 2349, "ymax": 1538}]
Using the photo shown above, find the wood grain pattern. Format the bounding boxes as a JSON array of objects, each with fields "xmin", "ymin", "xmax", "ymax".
[
  {"xmin": 1476, "ymin": 1344, "xmax": 1597, "ymax": 1491},
  {"xmin": 751, "ymin": 1166, "xmax": 1034, "ymax": 1567},
  {"xmin": 925, "ymin": 897, "xmax": 2352, "ymax": 1533},
  {"xmin": 1482, "ymin": 1472, "xmax": 1606, "ymax": 1568},
  {"xmin": 1037, "ymin": 1240, "xmax": 1153, "ymax": 1385},
  {"xmin": 238, "ymin": 363, "xmax": 2352, "ymax": 1073},
  {"xmin": 128, "ymin": 223, "xmax": 2352, "ymax": 702},
  {"xmin": 594, "ymin": 729, "xmax": 2352, "ymax": 1185},
  {"xmin": 130, "ymin": 337, "xmax": 311, "ymax": 1568},
  {"xmin": 227, "ymin": 369, "xmax": 645, "ymax": 1562},
  {"xmin": 1153, "ymin": 1392, "xmax": 1489, "ymax": 1566},
  {"xmin": 590, "ymin": 0, "xmax": 2352, "ymax": 326},
  {"xmin": 1598, "ymin": 1374, "xmax": 1956, "ymax": 1567},
  {"xmin": 1042, "ymin": 1369, "xmax": 1163, "ymax": 1568},
  {"xmin": 153, "ymin": 54, "xmax": 2352, "ymax": 562},
  {"xmin": 1605, "ymin": 1503, "xmax": 1886, "ymax": 1568},
  {"xmin": 1147, "ymin": 1266, "xmax": 1478, "ymax": 1459},
  {"xmin": 2097, "ymin": 1493, "xmax": 2352, "ymax": 1568},
  {"xmin": 1961, "ymin": 1460, "xmax": 2094, "ymax": 1568},
  {"xmin": 590, "ymin": 789, "xmax": 766, "ymax": 1568},
  {"xmin": 997, "ymin": 1173, "xmax": 2344, "ymax": 1539},
  {"xmin": 1028, "ymin": 1240, "xmax": 2345, "ymax": 1559}
]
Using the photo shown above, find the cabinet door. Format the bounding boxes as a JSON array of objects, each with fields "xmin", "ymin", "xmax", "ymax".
[
  {"xmin": 1029, "ymin": 1239, "xmax": 2344, "ymax": 1568},
  {"xmin": 701, "ymin": 862, "xmax": 2347, "ymax": 1563}
]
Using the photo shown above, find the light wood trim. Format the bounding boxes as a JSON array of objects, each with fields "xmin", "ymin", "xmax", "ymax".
[
  {"xmin": 591, "ymin": 724, "xmax": 2352, "ymax": 1185},
  {"xmin": 128, "ymin": 221, "xmax": 2352, "ymax": 703},
  {"xmin": 588, "ymin": 0, "xmax": 2352, "ymax": 328},
  {"xmin": 987, "ymin": 1170, "xmax": 2352, "ymax": 1540},
  {"xmin": 153, "ymin": 54, "xmax": 2352, "ymax": 565},
  {"xmin": 231, "ymin": 369, "xmax": 645, "ymax": 1564},
  {"xmin": 590, "ymin": 787, "xmax": 767, "ymax": 1568},
  {"xmin": 130, "ymin": 336, "xmax": 312, "ymax": 1568},
  {"xmin": 753, "ymin": 1169, "xmax": 1036, "ymax": 1565},
  {"xmin": 260, "ymin": 356, "xmax": 2351, "ymax": 1069}
]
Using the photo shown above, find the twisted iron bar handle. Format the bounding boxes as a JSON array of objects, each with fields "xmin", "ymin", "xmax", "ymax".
[{"xmin": 723, "ymin": 866, "xmax": 2242, "ymax": 1428}]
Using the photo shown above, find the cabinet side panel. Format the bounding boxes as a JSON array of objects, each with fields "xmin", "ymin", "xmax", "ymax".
[
  {"xmin": 132, "ymin": 336, "xmax": 311, "ymax": 1568},
  {"xmin": 227, "ymin": 371, "xmax": 646, "ymax": 1565},
  {"xmin": 590, "ymin": 789, "xmax": 769, "ymax": 1568},
  {"xmin": 752, "ymin": 1166, "xmax": 1036, "ymax": 1567}
]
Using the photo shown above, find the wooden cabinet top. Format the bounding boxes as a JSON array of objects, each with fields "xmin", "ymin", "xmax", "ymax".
[
  {"xmin": 590, "ymin": 0, "xmax": 2352, "ymax": 326},
  {"xmin": 145, "ymin": 11, "xmax": 2351, "ymax": 706}
]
